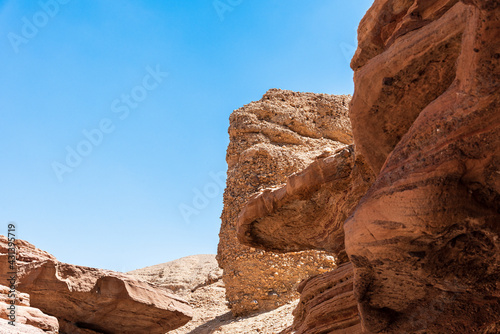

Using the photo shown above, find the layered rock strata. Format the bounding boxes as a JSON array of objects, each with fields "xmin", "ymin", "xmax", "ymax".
[
  {"xmin": 236, "ymin": 149, "xmax": 365, "ymax": 333},
  {"xmin": 217, "ymin": 88, "xmax": 352, "ymax": 315},
  {"xmin": 345, "ymin": 0, "xmax": 500, "ymax": 332},
  {"xmin": 235, "ymin": 1, "xmax": 499, "ymax": 333},
  {"xmin": 0, "ymin": 236, "xmax": 193, "ymax": 334},
  {"xmin": 0, "ymin": 285, "xmax": 59, "ymax": 334},
  {"xmin": 286, "ymin": 262, "xmax": 362, "ymax": 334}
]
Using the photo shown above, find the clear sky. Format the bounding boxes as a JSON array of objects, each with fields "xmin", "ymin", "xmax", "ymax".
[{"xmin": 0, "ymin": 0, "xmax": 373, "ymax": 272}]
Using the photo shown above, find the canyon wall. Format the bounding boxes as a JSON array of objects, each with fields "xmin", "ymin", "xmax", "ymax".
[
  {"xmin": 345, "ymin": 0, "xmax": 500, "ymax": 332},
  {"xmin": 236, "ymin": 0, "xmax": 499, "ymax": 333},
  {"xmin": 217, "ymin": 88, "xmax": 353, "ymax": 315}
]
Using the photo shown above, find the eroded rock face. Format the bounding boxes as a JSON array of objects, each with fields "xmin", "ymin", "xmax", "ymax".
[
  {"xmin": 0, "ymin": 236, "xmax": 193, "ymax": 334},
  {"xmin": 345, "ymin": 0, "xmax": 500, "ymax": 332},
  {"xmin": 237, "ymin": 146, "xmax": 355, "ymax": 256},
  {"xmin": 287, "ymin": 263, "xmax": 362, "ymax": 334},
  {"xmin": 217, "ymin": 88, "xmax": 352, "ymax": 315},
  {"xmin": 0, "ymin": 285, "xmax": 59, "ymax": 334}
]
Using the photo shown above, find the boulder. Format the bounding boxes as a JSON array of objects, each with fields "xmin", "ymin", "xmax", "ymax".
[{"xmin": 0, "ymin": 236, "xmax": 193, "ymax": 334}]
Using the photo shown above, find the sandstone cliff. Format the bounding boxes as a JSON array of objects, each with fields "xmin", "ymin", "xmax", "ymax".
[
  {"xmin": 345, "ymin": 1, "xmax": 500, "ymax": 332},
  {"xmin": 235, "ymin": 1, "xmax": 499, "ymax": 333},
  {"xmin": 217, "ymin": 88, "xmax": 353, "ymax": 315}
]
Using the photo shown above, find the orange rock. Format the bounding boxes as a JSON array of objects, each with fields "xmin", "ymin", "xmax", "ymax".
[{"xmin": 345, "ymin": 0, "xmax": 500, "ymax": 332}]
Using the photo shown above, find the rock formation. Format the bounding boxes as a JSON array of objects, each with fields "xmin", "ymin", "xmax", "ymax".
[
  {"xmin": 236, "ymin": 0, "xmax": 499, "ymax": 333},
  {"xmin": 345, "ymin": 0, "xmax": 500, "ymax": 332},
  {"xmin": 237, "ymin": 146, "xmax": 354, "ymax": 255},
  {"xmin": 0, "ymin": 236, "xmax": 193, "ymax": 334},
  {"xmin": 217, "ymin": 88, "xmax": 352, "ymax": 315},
  {"xmin": 284, "ymin": 262, "xmax": 361, "ymax": 334},
  {"xmin": 0, "ymin": 285, "xmax": 59, "ymax": 334},
  {"xmin": 236, "ymin": 149, "xmax": 365, "ymax": 333}
]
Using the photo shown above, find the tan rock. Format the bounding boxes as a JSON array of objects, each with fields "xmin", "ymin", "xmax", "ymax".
[
  {"xmin": 218, "ymin": 88, "xmax": 352, "ymax": 315},
  {"xmin": 127, "ymin": 254, "xmax": 223, "ymax": 297},
  {"xmin": 237, "ymin": 146, "xmax": 354, "ymax": 255},
  {"xmin": 17, "ymin": 260, "xmax": 192, "ymax": 334},
  {"xmin": 0, "ymin": 285, "xmax": 58, "ymax": 334},
  {"xmin": 0, "ymin": 319, "xmax": 55, "ymax": 334}
]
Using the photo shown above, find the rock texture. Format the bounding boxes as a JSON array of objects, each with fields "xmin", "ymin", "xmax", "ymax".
[
  {"xmin": 217, "ymin": 88, "xmax": 352, "ymax": 315},
  {"xmin": 129, "ymin": 254, "xmax": 298, "ymax": 334},
  {"xmin": 0, "ymin": 285, "xmax": 59, "ymax": 334},
  {"xmin": 345, "ymin": 0, "xmax": 500, "ymax": 332},
  {"xmin": 284, "ymin": 262, "xmax": 361, "ymax": 334},
  {"xmin": 237, "ymin": 146, "xmax": 355, "ymax": 255},
  {"xmin": 0, "ymin": 236, "xmax": 193, "ymax": 334},
  {"xmin": 128, "ymin": 254, "xmax": 223, "ymax": 297},
  {"xmin": 233, "ymin": 1, "xmax": 499, "ymax": 333},
  {"xmin": 235, "ymin": 147, "xmax": 366, "ymax": 333}
]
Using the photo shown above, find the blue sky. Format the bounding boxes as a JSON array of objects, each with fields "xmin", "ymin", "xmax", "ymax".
[{"xmin": 0, "ymin": 0, "xmax": 373, "ymax": 272}]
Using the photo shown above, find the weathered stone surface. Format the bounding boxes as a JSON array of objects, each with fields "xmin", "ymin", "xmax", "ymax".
[
  {"xmin": 233, "ymin": 1, "xmax": 499, "ymax": 333},
  {"xmin": 284, "ymin": 262, "xmax": 362, "ymax": 334},
  {"xmin": 0, "ymin": 236, "xmax": 193, "ymax": 334},
  {"xmin": 350, "ymin": 1, "xmax": 468, "ymax": 174},
  {"xmin": 0, "ymin": 319, "xmax": 56, "ymax": 334},
  {"xmin": 0, "ymin": 236, "xmax": 56, "ymax": 282},
  {"xmin": 217, "ymin": 88, "xmax": 352, "ymax": 315},
  {"xmin": 345, "ymin": 0, "xmax": 500, "ymax": 333},
  {"xmin": 0, "ymin": 285, "xmax": 59, "ymax": 334},
  {"xmin": 237, "ymin": 146, "xmax": 355, "ymax": 255},
  {"xmin": 128, "ymin": 254, "xmax": 223, "ymax": 297},
  {"xmin": 17, "ymin": 260, "xmax": 193, "ymax": 334}
]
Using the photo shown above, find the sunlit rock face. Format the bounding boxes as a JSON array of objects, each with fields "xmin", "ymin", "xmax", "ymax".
[
  {"xmin": 234, "ymin": 1, "xmax": 499, "ymax": 333},
  {"xmin": 345, "ymin": 0, "xmax": 500, "ymax": 332},
  {"xmin": 0, "ymin": 236, "xmax": 193, "ymax": 334},
  {"xmin": 217, "ymin": 88, "xmax": 353, "ymax": 316}
]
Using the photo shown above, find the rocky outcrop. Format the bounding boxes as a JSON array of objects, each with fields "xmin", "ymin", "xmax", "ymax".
[
  {"xmin": 0, "ymin": 285, "xmax": 59, "ymax": 334},
  {"xmin": 236, "ymin": 147, "xmax": 366, "ymax": 333},
  {"xmin": 217, "ymin": 88, "xmax": 352, "ymax": 315},
  {"xmin": 237, "ymin": 146, "xmax": 354, "ymax": 256},
  {"xmin": 0, "ymin": 236, "xmax": 193, "ymax": 334},
  {"xmin": 345, "ymin": 0, "xmax": 500, "ymax": 332},
  {"xmin": 233, "ymin": 1, "xmax": 499, "ymax": 333}
]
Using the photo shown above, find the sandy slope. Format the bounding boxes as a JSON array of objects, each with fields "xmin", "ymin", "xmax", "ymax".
[{"xmin": 128, "ymin": 254, "xmax": 296, "ymax": 334}]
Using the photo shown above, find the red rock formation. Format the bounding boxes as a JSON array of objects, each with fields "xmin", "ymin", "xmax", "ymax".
[
  {"xmin": 345, "ymin": 0, "xmax": 500, "ymax": 332},
  {"xmin": 286, "ymin": 262, "xmax": 362, "ymax": 334},
  {"xmin": 0, "ymin": 236, "xmax": 193, "ymax": 334},
  {"xmin": 236, "ymin": 147, "xmax": 368, "ymax": 333},
  {"xmin": 235, "ymin": 1, "xmax": 499, "ymax": 333}
]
